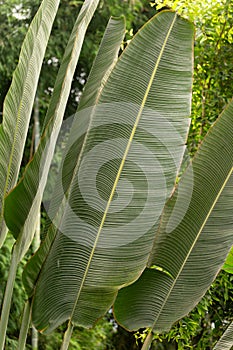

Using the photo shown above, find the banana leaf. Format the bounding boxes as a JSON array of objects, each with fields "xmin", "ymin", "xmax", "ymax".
[
  {"xmin": 4, "ymin": 0, "xmax": 101, "ymax": 260},
  {"xmin": 0, "ymin": 0, "xmax": 60, "ymax": 247},
  {"xmin": 23, "ymin": 14, "xmax": 126, "ymax": 298},
  {"xmin": 23, "ymin": 11, "xmax": 194, "ymax": 333},
  {"xmin": 114, "ymin": 98, "xmax": 233, "ymax": 333}
]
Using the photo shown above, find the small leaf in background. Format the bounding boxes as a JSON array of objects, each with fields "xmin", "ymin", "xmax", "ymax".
[{"xmin": 223, "ymin": 246, "xmax": 233, "ymax": 274}]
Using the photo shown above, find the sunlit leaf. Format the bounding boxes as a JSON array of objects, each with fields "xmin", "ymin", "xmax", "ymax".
[{"xmin": 223, "ymin": 246, "xmax": 233, "ymax": 274}]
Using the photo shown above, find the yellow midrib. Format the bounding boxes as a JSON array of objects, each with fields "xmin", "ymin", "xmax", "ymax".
[{"xmin": 69, "ymin": 13, "xmax": 178, "ymax": 322}]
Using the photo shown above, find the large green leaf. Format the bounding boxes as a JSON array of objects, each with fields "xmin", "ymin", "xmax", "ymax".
[
  {"xmin": 22, "ymin": 15, "xmax": 126, "ymax": 297},
  {"xmin": 0, "ymin": 0, "xmax": 60, "ymax": 247},
  {"xmin": 24, "ymin": 11, "xmax": 193, "ymax": 333},
  {"xmin": 114, "ymin": 99, "xmax": 233, "ymax": 332},
  {"xmin": 213, "ymin": 321, "xmax": 233, "ymax": 350},
  {"xmin": 4, "ymin": 0, "xmax": 100, "ymax": 260}
]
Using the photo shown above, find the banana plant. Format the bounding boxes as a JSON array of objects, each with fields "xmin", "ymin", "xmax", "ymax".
[
  {"xmin": 1, "ymin": 1, "xmax": 232, "ymax": 349},
  {"xmin": 21, "ymin": 10, "xmax": 194, "ymax": 348}
]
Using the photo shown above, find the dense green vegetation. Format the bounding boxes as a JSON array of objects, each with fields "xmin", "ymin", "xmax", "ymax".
[{"xmin": 0, "ymin": 1, "xmax": 232, "ymax": 349}]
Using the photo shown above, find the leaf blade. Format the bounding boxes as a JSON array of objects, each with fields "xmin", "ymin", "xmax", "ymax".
[
  {"xmin": 22, "ymin": 14, "xmax": 126, "ymax": 298},
  {"xmin": 4, "ymin": 0, "xmax": 101, "ymax": 260},
  {"xmin": 114, "ymin": 99, "xmax": 233, "ymax": 332},
  {"xmin": 26, "ymin": 11, "xmax": 194, "ymax": 333},
  {"xmin": 0, "ymin": 0, "xmax": 60, "ymax": 246},
  {"xmin": 78, "ymin": 16, "xmax": 126, "ymax": 111},
  {"xmin": 223, "ymin": 246, "xmax": 233, "ymax": 274}
]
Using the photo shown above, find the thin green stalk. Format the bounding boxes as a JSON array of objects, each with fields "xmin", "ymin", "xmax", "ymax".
[
  {"xmin": 0, "ymin": 221, "xmax": 7, "ymax": 249},
  {"xmin": 60, "ymin": 322, "xmax": 74, "ymax": 350},
  {"xmin": 141, "ymin": 330, "xmax": 153, "ymax": 350},
  {"xmin": 32, "ymin": 326, "xmax": 39, "ymax": 350},
  {"xmin": 0, "ymin": 246, "xmax": 19, "ymax": 350},
  {"xmin": 18, "ymin": 301, "xmax": 31, "ymax": 350},
  {"xmin": 31, "ymin": 94, "xmax": 40, "ymax": 350}
]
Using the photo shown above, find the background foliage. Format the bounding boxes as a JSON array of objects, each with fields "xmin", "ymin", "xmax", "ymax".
[
  {"xmin": 151, "ymin": 0, "xmax": 233, "ymax": 154},
  {"xmin": 0, "ymin": 0, "xmax": 232, "ymax": 349}
]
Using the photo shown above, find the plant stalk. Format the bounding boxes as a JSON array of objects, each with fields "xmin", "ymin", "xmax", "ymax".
[
  {"xmin": 0, "ymin": 245, "xmax": 19, "ymax": 350},
  {"xmin": 32, "ymin": 326, "xmax": 39, "ymax": 350},
  {"xmin": 141, "ymin": 330, "xmax": 153, "ymax": 350},
  {"xmin": 18, "ymin": 301, "xmax": 31, "ymax": 350},
  {"xmin": 31, "ymin": 94, "xmax": 40, "ymax": 350},
  {"xmin": 0, "ymin": 220, "xmax": 7, "ymax": 249},
  {"xmin": 60, "ymin": 321, "xmax": 74, "ymax": 350}
]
